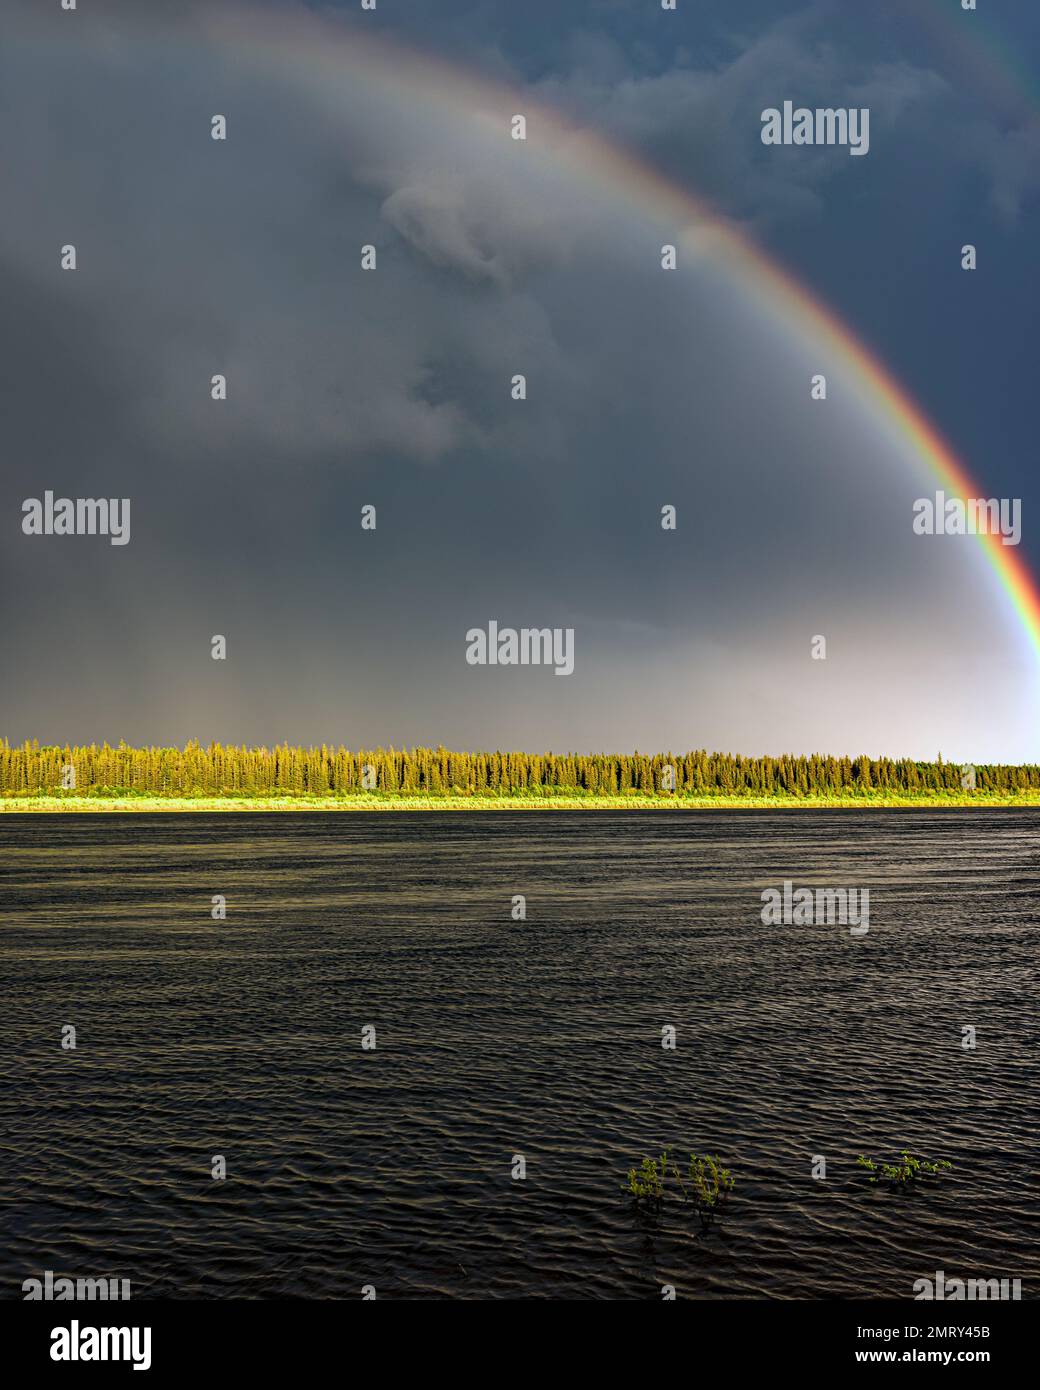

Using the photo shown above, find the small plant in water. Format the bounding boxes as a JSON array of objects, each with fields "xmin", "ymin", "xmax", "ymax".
[
  {"xmin": 688, "ymin": 1153, "xmax": 735, "ymax": 1229},
  {"xmin": 623, "ymin": 1149, "xmax": 734, "ymax": 1230},
  {"xmin": 857, "ymin": 1150, "xmax": 952, "ymax": 1187},
  {"xmin": 624, "ymin": 1151, "xmax": 669, "ymax": 1204}
]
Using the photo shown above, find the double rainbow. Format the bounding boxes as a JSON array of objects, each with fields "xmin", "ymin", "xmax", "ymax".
[
  {"xmin": 202, "ymin": 5, "xmax": 1040, "ymax": 666},
  {"xmin": 45, "ymin": 3, "xmax": 1040, "ymax": 663}
]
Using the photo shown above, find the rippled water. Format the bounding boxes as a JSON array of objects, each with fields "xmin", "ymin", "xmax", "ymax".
[{"xmin": 2, "ymin": 811, "xmax": 1037, "ymax": 1299}]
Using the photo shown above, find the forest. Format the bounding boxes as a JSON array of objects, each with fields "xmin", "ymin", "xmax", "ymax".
[{"xmin": 1, "ymin": 741, "xmax": 1037, "ymax": 799}]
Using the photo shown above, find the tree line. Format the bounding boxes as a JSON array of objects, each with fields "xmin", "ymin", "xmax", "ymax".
[{"xmin": 1, "ymin": 741, "xmax": 1037, "ymax": 796}]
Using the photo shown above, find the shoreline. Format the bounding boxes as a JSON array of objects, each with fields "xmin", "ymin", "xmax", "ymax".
[{"xmin": 4, "ymin": 794, "xmax": 1040, "ymax": 813}]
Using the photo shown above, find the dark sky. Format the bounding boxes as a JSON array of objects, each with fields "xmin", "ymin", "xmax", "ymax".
[{"xmin": 2, "ymin": 0, "xmax": 1037, "ymax": 761}]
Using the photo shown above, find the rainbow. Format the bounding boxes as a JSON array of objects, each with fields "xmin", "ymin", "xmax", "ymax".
[
  {"xmin": 76, "ymin": 4, "xmax": 1040, "ymax": 666},
  {"xmin": 918, "ymin": 0, "xmax": 1040, "ymax": 130}
]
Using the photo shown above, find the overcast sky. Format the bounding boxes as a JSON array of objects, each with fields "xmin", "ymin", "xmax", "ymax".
[{"xmin": 2, "ymin": 0, "xmax": 1038, "ymax": 762}]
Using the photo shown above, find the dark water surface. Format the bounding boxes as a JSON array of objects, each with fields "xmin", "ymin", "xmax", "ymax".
[{"xmin": 2, "ymin": 811, "xmax": 1037, "ymax": 1299}]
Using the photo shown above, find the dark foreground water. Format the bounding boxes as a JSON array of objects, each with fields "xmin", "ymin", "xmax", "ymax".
[{"xmin": 2, "ymin": 811, "xmax": 1037, "ymax": 1300}]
